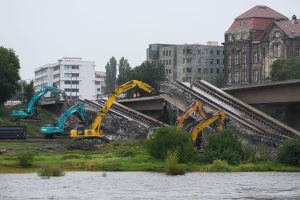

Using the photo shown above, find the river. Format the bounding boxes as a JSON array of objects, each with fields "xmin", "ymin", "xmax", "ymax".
[{"xmin": 0, "ymin": 172, "xmax": 300, "ymax": 199}]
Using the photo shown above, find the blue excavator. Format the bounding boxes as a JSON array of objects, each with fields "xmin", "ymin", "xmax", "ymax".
[
  {"xmin": 40, "ymin": 102, "xmax": 88, "ymax": 138},
  {"xmin": 10, "ymin": 86, "xmax": 61, "ymax": 119}
]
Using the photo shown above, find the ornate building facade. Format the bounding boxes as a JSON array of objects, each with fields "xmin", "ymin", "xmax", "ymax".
[{"xmin": 224, "ymin": 5, "xmax": 300, "ymax": 86}]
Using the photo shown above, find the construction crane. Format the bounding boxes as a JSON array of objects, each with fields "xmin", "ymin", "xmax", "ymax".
[
  {"xmin": 70, "ymin": 80, "xmax": 155, "ymax": 139},
  {"xmin": 10, "ymin": 86, "xmax": 61, "ymax": 119},
  {"xmin": 176, "ymin": 100, "xmax": 207, "ymax": 129},
  {"xmin": 190, "ymin": 110, "xmax": 226, "ymax": 148},
  {"xmin": 40, "ymin": 102, "xmax": 88, "ymax": 138}
]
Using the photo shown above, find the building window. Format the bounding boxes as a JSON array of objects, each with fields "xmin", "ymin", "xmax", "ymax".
[
  {"xmin": 53, "ymin": 74, "xmax": 60, "ymax": 79},
  {"xmin": 210, "ymin": 59, "xmax": 214, "ymax": 64},
  {"xmin": 163, "ymin": 51, "xmax": 165, "ymax": 57},
  {"xmin": 217, "ymin": 50, "xmax": 220, "ymax": 55},
  {"xmin": 240, "ymin": 21, "xmax": 246, "ymax": 26},
  {"xmin": 97, "ymin": 88, "xmax": 100, "ymax": 92},
  {"xmin": 65, "ymin": 88, "xmax": 79, "ymax": 92},
  {"xmin": 253, "ymin": 52, "xmax": 258, "ymax": 63},
  {"xmin": 210, "ymin": 68, "xmax": 213, "ymax": 73},
  {"xmin": 216, "ymin": 59, "xmax": 220, "ymax": 64},
  {"xmin": 296, "ymin": 47, "xmax": 300, "ymax": 57},
  {"xmin": 216, "ymin": 68, "xmax": 220, "ymax": 74},
  {"xmin": 228, "ymin": 72, "xmax": 232, "ymax": 83},
  {"xmin": 243, "ymin": 71, "xmax": 247, "ymax": 82},
  {"xmin": 65, "ymin": 80, "xmax": 79, "ymax": 84},
  {"xmin": 186, "ymin": 49, "xmax": 192, "ymax": 54},
  {"xmin": 204, "ymin": 68, "xmax": 208, "ymax": 74},
  {"xmin": 169, "ymin": 60, "xmax": 172, "ymax": 65},
  {"xmin": 186, "ymin": 68, "xmax": 192, "ymax": 73},
  {"xmin": 198, "ymin": 50, "xmax": 201, "ymax": 54},
  {"xmin": 234, "ymin": 55, "xmax": 239, "ymax": 64},
  {"xmin": 253, "ymin": 71, "xmax": 258, "ymax": 82},
  {"xmin": 234, "ymin": 70, "xmax": 240, "ymax": 82},
  {"xmin": 169, "ymin": 69, "xmax": 171, "ymax": 74},
  {"xmin": 95, "ymin": 81, "xmax": 101, "ymax": 85},
  {"xmin": 273, "ymin": 43, "xmax": 281, "ymax": 58},
  {"xmin": 198, "ymin": 68, "xmax": 201, "ymax": 73},
  {"xmin": 228, "ymin": 55, "xmax": 232, "ymax": 65},
  {"xmin": 210, "ymin": 50, "xmax": 214, "ymax": 55},
  {"xmin": 228, "ymin": 34, "xmax": 233, "ymax": 41},
  {"xmin": 54, "ymin": 66, "xmax": 59, "ymax": 71},
  {"xmin": 186, "ymin": 58, "xmax": 192, "ymax": 63},
  {"xmin": 169, "ymin": 50, "xmax": 171, "ymax": 56}
]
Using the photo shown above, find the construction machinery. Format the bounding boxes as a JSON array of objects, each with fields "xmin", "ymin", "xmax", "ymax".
[
  {"xmin": 176, "ymin": 100, "xmax": 226, "ymax": 148},
  {"xmin": 10, "ymin": 86, "xmax": 61, "ymax": 119},
  {"xmin": 70, "ymin": 80, "xmax": 155, "ymax": 139},
  {"xmin": 190, "ymin": 110, "xmax": 226, "ymax": 147},
  {"xmin": 40, "ymin": 102, "xmax": 88, "ymax": 138},
  {"xmin": 176, "ymin": 100, "xmax": 207, "ymax": 129}
]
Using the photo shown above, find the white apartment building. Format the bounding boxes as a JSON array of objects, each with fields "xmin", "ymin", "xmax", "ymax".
[
  {"xmin": 95, "ymin": 71, "xmax": 106, "ymax": 99},
  {"xmin": 34, "ymin": 57, "xmax": 99, "ymax": 100}
]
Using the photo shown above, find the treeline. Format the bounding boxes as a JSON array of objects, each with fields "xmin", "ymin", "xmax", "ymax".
[{"xmin": 105, "ymin": 57, "xmax": 165, "ymax": 96}]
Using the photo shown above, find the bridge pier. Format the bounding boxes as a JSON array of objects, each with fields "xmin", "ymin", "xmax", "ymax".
[{"xmin": 286, "ymin": 104, "xmax": 300, "ymax": 132}]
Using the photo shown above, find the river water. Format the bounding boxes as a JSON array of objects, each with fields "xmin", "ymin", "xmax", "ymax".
[{"xmin": 0, "ymin": 172, "xmax": 300, "ymax": 200}]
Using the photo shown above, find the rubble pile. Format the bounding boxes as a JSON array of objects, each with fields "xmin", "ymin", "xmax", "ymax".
[{"xmin": 101, "ymin": 113, "xmax": 150, "ymax": 140}]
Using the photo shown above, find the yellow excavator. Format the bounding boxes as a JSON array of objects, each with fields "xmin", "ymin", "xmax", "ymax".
[
  {"xmin": 190, "ymin": 110, "xmax": 226, "ymax": 148},
  {"xmin": 70, "ymin": 80, "xmax": 155, "ymax": 139},
  {"xmin": 176, "ymin": 100, "xmax": 226, "ymax": 148}
]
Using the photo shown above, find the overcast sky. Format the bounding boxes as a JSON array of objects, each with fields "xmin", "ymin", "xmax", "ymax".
[{"xmin": 1, "ymin": 0, "xmax": 300, "ymax": 79}]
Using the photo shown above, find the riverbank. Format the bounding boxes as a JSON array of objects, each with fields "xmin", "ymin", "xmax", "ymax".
[{"xmin": 0, "ymin": 140, "xmax": 300, "ymax": 173}]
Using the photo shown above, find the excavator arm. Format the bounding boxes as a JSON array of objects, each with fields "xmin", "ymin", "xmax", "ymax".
[
  {"xmin": 176, "ymin": 100, "xmax": 207, "ymax": 129},
  {"xmin": 11, "ymin": 86, "xmax": 60, "ymax": 118},
  {"xmin": 40, "ymin": 102, "xmax": 88, "ymax": 135},
  {"xmin": 191, "ymin": 110, "xmax": 225, "ymax": 141},
  {"xmin": 70, "ymin": 80, "xmax": 155, "ymax": 139}
]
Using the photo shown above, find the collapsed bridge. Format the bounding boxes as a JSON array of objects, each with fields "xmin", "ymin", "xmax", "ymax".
[
  {"xmin": 160, "ymin": 79, "xmax": 300, "ymax": 147},
  {"xmin": 79, "ymin": 99, "xmax": 167, "ymax": 140}
]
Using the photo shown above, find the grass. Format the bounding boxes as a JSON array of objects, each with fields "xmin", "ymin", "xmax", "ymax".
[
  {"xmin": 38, "ymin": 164, "xmax": 65, "ymax": 178},
  {"xmin": 0, "ymin": 140, "xmax": 300, "ymax": 173}
]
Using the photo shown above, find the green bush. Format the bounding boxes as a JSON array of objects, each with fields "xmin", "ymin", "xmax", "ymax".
[
  {"xmin": 38, "ymin": 165, "xmax": 65, "ymax": 178},
  {"xmin": 277, "ymin": 138, "xmax": 300, "ymax": 166},
  {"xmin": 204, "ymin": 159, "xmax": 230, "ymax": 172},
  {"xmin": 16, "ymin": 152, "xmax": 34, "ymax": 167},
  {"xmin": 203, "ymin": 129, "xmax": 244, "ymax": 165},
  {"xmin": 242, "ymin": 144, "xmax": 257, "ymax": 162},
  {"xmin": 146, "ymin": 127, "xmax": 195, "ymax": 163},
  {"xmin": 164, "ymin": 149, "xmax": 185, "ymax": 175}
]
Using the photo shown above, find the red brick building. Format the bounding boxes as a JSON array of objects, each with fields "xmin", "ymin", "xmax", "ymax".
[{"xmin": 224, "ymin": 5, "xmax": 300, "ymax": 86}]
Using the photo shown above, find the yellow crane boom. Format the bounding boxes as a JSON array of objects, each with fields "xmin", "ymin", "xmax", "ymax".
[
  {"xmin": 70, "ymin": 80, "xmax": 155, "ymax": 139},
  {"xmin": 191, "ymin": 109, "xmax": 225, "ymax": 142}
]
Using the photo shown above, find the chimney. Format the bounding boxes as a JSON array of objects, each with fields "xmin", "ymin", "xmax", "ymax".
[{"xmin": 291, "ymin": 14, "xmax": 297, "ymax": 24}]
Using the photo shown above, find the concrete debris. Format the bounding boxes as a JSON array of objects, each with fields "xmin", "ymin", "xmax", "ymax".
[{"xmin": 101, "ymin": 113, "xmax": 151, "ymax": 140}]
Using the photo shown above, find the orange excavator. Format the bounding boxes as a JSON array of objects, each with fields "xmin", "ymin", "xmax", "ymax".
[
  {"xmin": 176, "ymin": 100, "xmax": 226, "ymax": 148},
  {"xmin": 176, "ymin": 100, "xmax": 207, "ymax": 129}
]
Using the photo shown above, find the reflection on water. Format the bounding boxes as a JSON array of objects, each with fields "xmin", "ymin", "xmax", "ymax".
[{"xmin": 0, "ymin": 172, "xmax": 300, "ymax": 200}]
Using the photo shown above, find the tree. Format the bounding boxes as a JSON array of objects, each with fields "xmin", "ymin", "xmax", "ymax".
[
  {"xmin": 105, "ymin": 57, "xmax": 117, "ymax": 94},
  {"xmin": 0, "ymin": 47, "xmax": 20, "ymax": 105},
  {"xmin": 130, "ymin": 61, "xmax": 165, "ymax": 90},
  {"xmin": 117, "ymin": 57, "xmax": 131, "ymax": 85},
  {"xmin": 24, "ymin": 80, "xmax": 35, "ymax": 103},
  {"xmin": 271, "ymin": 58, "xmax": 300, "ymax": 81}
]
